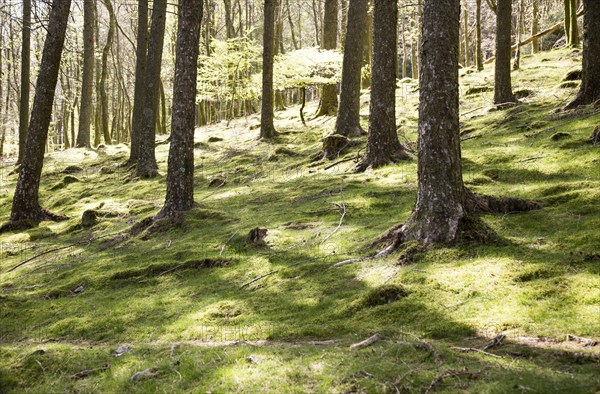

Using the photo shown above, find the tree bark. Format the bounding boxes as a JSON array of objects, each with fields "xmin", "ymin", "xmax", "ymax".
[
  {"xmin": 314, "ymin": 0, "xmax": 339, "ymax": 117},
  {"xmin": 564, "ymin": 0, "xmax": 600, "ymax": 110},
  {"xmin": 128, "ymin": 0, "xmax": 149, "ymax": 165},
  {"xmin": 100, "ymin": 0, "xmax": 116, "ymax": 145},
  {"xmin": 356, "ymin": 0, "xmax": 410, "ymax": 171},
  {"xmin": 334, "ymin": 0, "xmax": 369, "ymax": 137},
  {"xmin": 137, "ymin": 0, "xmax": 167, "ymax": 178},
  {"xmin": 76, "ymin": 0, "xmax": 95, "ymax": 148},
  {"xmin": 493, "ymin": 0, "xmax": 516, "ymax": 104},
  {"xmin": 17, "ymin": 0, "xmax": 31, "ymax": 163},
  {"xmin": 11, "ymin": 0, "xmax": 72, "ymax": 223},
  {"xmin": 260, "ymin": 0, "xmax": 278, "ymax": 139},
  {"xmin": 401, "ymin": 0, "xmax": 465, "ymax": 243},
  {"xmin": 158, "ymin": 0, "xmax": 203, "ymax": 218},
  {"xmin": 531, "ymin": 0, "xmax": 540, "ymax": 53},
  {"xmin": 475, "ymin": 0, "xmax": 484, "ymax": 70}
]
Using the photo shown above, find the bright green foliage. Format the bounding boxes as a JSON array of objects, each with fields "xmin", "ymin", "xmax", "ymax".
[
  {"xmin": 271, "ymin": 47, "xmax": 343, "ymax": 89},
  {"xmin": 197, "ymin": 37, "xmax": 262, "ymax": 103}
]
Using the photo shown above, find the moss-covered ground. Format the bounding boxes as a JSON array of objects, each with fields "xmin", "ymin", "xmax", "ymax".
[{"xmin": 0, "ymin": 48, "xmax": 598, "ymax": 393}]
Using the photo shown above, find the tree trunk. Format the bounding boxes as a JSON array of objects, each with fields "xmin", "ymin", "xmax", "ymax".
[
  {"xmin": 259, "ymin": 0, "xmax": 278, "ymax": 139},
  {"xmin": 401, "ymin": 0, "xmax": 465, "ymax": 244},
  {"xmin": 356, "ymin": 0, "xmax": 410, "ymax": 171},
  {"xmin": 493, "ymin": 0, "xmax": 516, "ymax": 104},
  {"xmin": 137, "ymin": 0, "xmax": 167, "ymax": 178},
  {"xmin": 158, "ymin": 0, "xmax": 203, "ymax": 218},
  {"xmin": 76, "ymin": 0, "xmax": 95, "ymax": 148},
  {"xmin": 314, "ymin": 0, "xmax": 339, "ymax": 117},
  {"xmin": 462, "ymin": 0, "xmax": 470, "ymax": 68},
  {"xmin": 475, "ymin": 0, "xmax": 484, "ymax": 70},
  {"xmin": 565, "ymin": 0, "xmax": 579, "ymax": 47},
  {"xmin": 11, "ymin": 0, "xmax": 71, "ymax": 223},
  {"xmin": 17, "ymin": 0, "xmax": 31, "ymax": 163},
  {"xmin": 531, "ymin": 0, "xmax": 540, "ymax": 53},
  {"xmin": 100, "ymin": 0, "xmax": 116, "ymax": 145},
  {"xmin": 334, "ymin": 0, "xmax": 368, "ymax": 137},
  {"xmin": 224, "ymin": 0, "xmax": 236, "ymax": 39},
  {"xmin": 311, "ymin": 0, "xmax": 320, "ymax": 46},
  {"xmin": 513, "ymin": 0, "xmax": 524, "ymax": 70},
  {"xmin": 285, "ymin": 0, "xmax": 299, "ymax": 50},
  {"xmin": 128, "ymin": 0, "xmax": 149, "ymax": 164},
  {"xmin": 564, "ymin": 0, "xmax": 600, "ymax": 110}
]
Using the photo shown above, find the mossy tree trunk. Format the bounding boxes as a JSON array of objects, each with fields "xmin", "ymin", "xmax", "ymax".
[
  {"xmin": 564, "ymin": 0, "xmax": 579, "ymax": 48},
  {"xmin": 356, "ymin": 0, "xmax": 410, "ymax": 171},
  {"xmin": 158, "ymin": 0, "xmax": 203, "ymax": 218},
  {"xmin": 128, "ymin": 0, "xmax": 149, "ymax": 165},
  {"xmin": 401, "ymin": 0, "xmax": 466, "ymax": 244},
  {"xmin": 260, "ymin": 0, "xmax": 278, "ymax": 139},
  {"xmin": 493, "ymin": 0, "xmax": 516, "ymax": 104},
  {"xmin": 334, "ymin": 0, "xmax": 368, "ymax": 137},
  {"xmin": 137, "ymin": 0, "xmax": 167, "ymax": 178},
  {"xmin": 564, "ymin": 0, "xmax": 600, "ymax": 110},
  {"xmin": 11, "ymin": 0, "xmax": 71, "ymax": 223},
  {"xmin": 99, "ymin": 0, "xmax": 116, "ymax": 145},
  {"xmin": 314, "ymin": 0, "xmax": 338, "ymax": 117}
]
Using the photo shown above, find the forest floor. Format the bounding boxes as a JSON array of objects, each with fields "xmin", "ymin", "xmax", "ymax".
[{"xmin": 0, "ymin": 48, "xmax": 599, "ymax": 393}]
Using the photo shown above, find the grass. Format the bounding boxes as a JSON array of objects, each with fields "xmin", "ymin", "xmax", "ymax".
[{"xmin": 0, "ymin": 48, "xmax": 599, "ymax": 393}]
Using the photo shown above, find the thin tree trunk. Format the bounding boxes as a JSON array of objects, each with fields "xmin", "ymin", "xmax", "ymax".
[
  {"xmin": 462, "ymin": 0, "xmax": 470, "ymax": 67},
  {"xmin": 76, "ymin": 0, "xmax": 95, "ymax": 148},
  {"xmin": 158, "ymin": 0, "xmax": 203, "ymax": 217},
  {"xmin": 475, "ymin": 0, "xmax": 484, "ymax": 70},
  {"xmin": 531, "ymin": 0, "xmax": 540, "ymax": 53},
  {"xmin": 11, "ymin": 0, "xmax": 72, "ymax": 223},
  {"xmin": 224, "ymin": 0, "xmax": 236, "ymax": 39},
  {"xmin": 100, "ymin": 0, "xmax": 116, "ymax": 145},
  {"xmin": 127, "ymin": 0, "xmax": 149, "ymax": 165},
  {"xmin": 259, "ymin": 0, "xmax": 278, "ymax": 139},
  {"xmin": 17, "ymin": 0, "xmax": 31, "ymax": 163},
  {"xmin": 334, "ymin": 0, "xmax": 368, "ymax": 137},
  {"xmin": 513, "ymin": 0, "xmax": 524, "ymax": 70},
  {"xmin": 137, "ymin": 0, "xmax": 168, "ymax": 178},
  {"xmin": 285, "ymin": 0, "xmax": 299, "ymax": 50},
  {"xmin": 314, "ymin": 0, "xmax": 339, "ymax": 117}
]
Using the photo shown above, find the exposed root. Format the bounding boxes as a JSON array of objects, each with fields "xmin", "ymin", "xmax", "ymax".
[
  {"xmin": 354, "ymin": 149, "xmax": 412, "ymax": 173},
  {"xmin": 591, "ymin": 125, "xmax": 600, "ymax": 145},
  {"xmin": 318, "ymin": 134, "xmax": 359, "ymax": 160},
  {"xmin": 465, "ymin": 189, "xmax": 542, "ymax": 214}
]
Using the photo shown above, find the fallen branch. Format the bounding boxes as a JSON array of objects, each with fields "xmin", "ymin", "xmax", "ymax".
[
  {"xmin": 70, "ymin": 363, "xmax": 110, "ymax": 380},
  {"xmin": 484, "ymin": 22, "xmax": 563, "ymax": 65},
  {"xmin": 323, "ymin": 153, "xmax": 361, "ymax": 171},
  {"xmin": 220, "ymin": 229, "xmax": 239, "ymax": 256},
  {"xmin": 349, "ymin": 333, "xmax": 381, "ymax": 351},
  {"xmin": 320, "ymin": 202, "xmax": 347, "ymax": 243},
  {"xmin": 567, "ymin": 334, "xmax": 598, "ymax": 347},
  {"xmin": 450, "ymin": 346, "xmax": 502, "ymax": 358},
  {"xmin": 483, "ymin": 334, "xmax": 506, "ymax": 350},
  {"xmin": 239, "ymin": 259, "xmax": 317, "ymax": 289},
  {"xmin": 425, "ymin": 370, "xmax": 479, "ymax": 394},
  {"xmin": 332, "ymin": 257, "xmax": 368, "ymax": 267}
]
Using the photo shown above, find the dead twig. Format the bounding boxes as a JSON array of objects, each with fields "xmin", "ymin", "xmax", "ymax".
[
  {"xmin": 70, "ymin": 363, "xmax": 110, "ymax": 380},
  {"xmin": 220, "ymin": 229, "xmax": 239, "ymax": 256},
  {"xmin": 349, "ymin": 333, "xmax": 381, "ymax": 351},
  {"xmin": 424, "ymin": 370, "xmax": 479, "ymax": 394},
  {"xmin": 450, "ymin": 346, "xmax": 502, "ymax": 358},
  {"xmin": 321, "ymin": 202, "xmax": 346, "ymax": 244},
  {"xmin": 483, "ymin": 334, "xmax": 506, "ymax": 350}
]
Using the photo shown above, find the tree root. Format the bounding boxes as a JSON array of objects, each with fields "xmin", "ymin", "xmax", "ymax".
[
  {"xmin": 464, "ymin": 189, "xmax": 542, "ymax": 214},
  {"xmin": 354, "ymin": 149, "xmax": 412, "ymax": 173},
  {"xmin": 591, "ymin": 125, "xmax": 600, "ymax": 145}
]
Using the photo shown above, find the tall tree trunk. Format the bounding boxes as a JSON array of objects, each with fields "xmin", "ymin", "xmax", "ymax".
[
  {"xmin": 76, "ymin": 0, "xmax": 95, "ymax": 148},
  {"xmin": 314, "ymin": 0, "xmax": 339, "ymax": 117},
  {"xmin": 513, "ymin": 0, "xmax": 524, "ymax": 70},
  {"xmin": 401, "ymin": 0, "xmax": 465, "ymax": 244},
  {"xmin": 11, "ymin": 0, "xmax": 72, "ymax": 223},
  {"xmin": 285, "ymin": 0, "xmax": 299, "ymax": 50},
  {"xmin": 462, "ymin": 0, "xmax": 470, "ymax": 67},
  {"xmin": 564, "ymin": 0, "xmax": 579, "ymax": 47},
  {"xmin": 128, "ymin": 0, "xmax": 149, "ymax": 165},
  {"xmin": 531, "ymin": 0, "xmax": 540, "ymax": 53},
  {"xmin": 334, "ymin": 0, "xmax": 368, "ymax": 137},
  {"xmin": 259, "ymin": 0, "xmax": 278, "ymax": 139},
  {"xmin": 564, "ymin": 0, "xmax": 600, "ymax": 110},
  {"xmin": 17, "ymin": 0, "xmax": 31, "ymax": 163},
  {"xmin": 311, "ymin": 0, "xmax": 320, "ymax": 46},
  {"xmin": 100, "ymin": 0, "xmax": 116, "ymax": 145},
  {"xmin": 493, "ymin": 0, "xmax": 516, "ymax": 104},
  {"xmin": 475, "ymin": 0, "xmax": 484, "ymax": 70},
  {"xmin": 356, "ymin": 0, "xmax": 410, "ymax": 171},
  {"xmin": 158, "ymin": 0, "xmax": 203, "ymax": 217},
  {"xmin": 137, "ymin": 0, "xmax": 167, "ymax": 178},
  {"xmin": 224, "ymin": 0, "xmax": 236, "ymax": 39}
]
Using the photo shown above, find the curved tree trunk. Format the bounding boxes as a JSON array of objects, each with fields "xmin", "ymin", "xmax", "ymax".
[
  {"xmin": 17, "ymin": 0, "xmax": 31, "ymax": 163},
  {"xmin": 314, "ymin": 0, "xmax": 338, "ymax": 117},
  {"xmin": 334, "ymin": 0, "xmax": 368, "ymax": 137},
  {"xmin": 76, "ymin": 0, "xmax": 95, "ymax": 148},
  {"xmin": 564, "ymin": 0, "xmax": 600, "ymax": 110},
  {"xmin": 137, "ymin": 0, "xmax": 167, "ymax": 178},
  {"xmin": 493, "ymin": 0, "xmax": 516, "ymax": 104},
  {"xmin": 127, "ymin": 0, "xmax": 149, "ymax": 165},
  {"xmin": 356, "ymin": 0, "xmax": 410, "ymax": 171},
  {"xmin": 400, "ymin": 0, "xmax": 465, "ymax": 244},
  {"xmin": 158, "ymin": 0, "xmax": 203, "ymax": 218},
  {"xmin": 11, "ymin": 0, "xmax": 72, "ymax": 223},
  {"xmin": 259, "ymin": 0, "xmax": 278, "ymax": 139}
]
